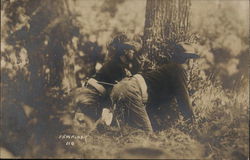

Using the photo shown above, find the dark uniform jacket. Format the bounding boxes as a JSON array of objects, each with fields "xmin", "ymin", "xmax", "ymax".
[{"xmin": 141, "ymin": 62, "xmax": 194, "ymax": 120}]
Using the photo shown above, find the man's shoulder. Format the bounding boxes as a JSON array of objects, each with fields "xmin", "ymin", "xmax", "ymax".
[{"xmin": 160, "ymin": 62, "xmax": 184, "ymax": 72}]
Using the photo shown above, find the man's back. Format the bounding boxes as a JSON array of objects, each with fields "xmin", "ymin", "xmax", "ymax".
[{"xmin": 142, "ymin": 62, "xmax": 187, "ymax": 104}]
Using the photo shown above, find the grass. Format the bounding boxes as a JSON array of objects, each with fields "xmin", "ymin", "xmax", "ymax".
[
  {"xmin": 44, "ymin": 74, "xmax": 248, "ymax": 159},
  {"xmin": 1, "ymin": 62, "xmax": 248, "ymax": 159}
]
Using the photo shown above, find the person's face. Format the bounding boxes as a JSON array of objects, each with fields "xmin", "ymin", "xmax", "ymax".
[{"xmin": 120, "ymin": 49, "xmax": 135, "ymax": 70}]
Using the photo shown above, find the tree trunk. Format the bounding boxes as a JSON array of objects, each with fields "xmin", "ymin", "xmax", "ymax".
[
  {"xmin": 23, "ymin": 0, "xmax": 78, "ymax": 95},
  {"xmin": 62, "ymin": 43, "xmax": 77, "ymax": 92},
  {"xmin": 143, "ymin": 0, "xmax": 191, "ymax": 67}
]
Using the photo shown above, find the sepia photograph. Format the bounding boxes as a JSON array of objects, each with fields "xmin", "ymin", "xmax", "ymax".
[{"xmin": 0, "ymin": 0, "xmax": 249, "ymax": 159}]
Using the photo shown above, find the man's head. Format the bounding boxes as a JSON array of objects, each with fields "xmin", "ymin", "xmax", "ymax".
[
  {"xmin": 171, "ymin": 42, "xmax": 200, "ymax": 64},
  {"xmin": 107, "ymin": 33, "xmax": 142, "ymax": 74}
]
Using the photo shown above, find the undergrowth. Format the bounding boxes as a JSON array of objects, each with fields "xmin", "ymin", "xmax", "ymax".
[
  {"xmin": 1, "ymin": 60, "xmax": 248, "ymax": 159},
  {"xmin": 44, "ymin": 59, "xmax": 249, "ymax": 159}
]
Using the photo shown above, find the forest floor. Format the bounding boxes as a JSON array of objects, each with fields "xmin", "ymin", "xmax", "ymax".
[
  {"xmin": 1, "ymin": 85, "xmax": 248, "ymax": 159},
  {"xmin": 56, "ymin": 83, "xmax": 248, "ymax": 159}
]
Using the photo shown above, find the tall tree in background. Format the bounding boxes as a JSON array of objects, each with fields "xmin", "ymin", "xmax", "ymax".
[
  {"xmin": 143, "ymin": 0, "xmax": 191, "ymax": 67},
  {"xmin": 3, "ymin": 0, "xmax": 81, "ymax": 101},
  {"xmin": 1, "ymin": 0, "xmax": 84, "ymax": 155}
]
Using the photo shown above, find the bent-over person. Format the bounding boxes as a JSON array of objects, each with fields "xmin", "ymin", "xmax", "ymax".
[
  {"xmin": 71, "ymin": 33, "xmax": 142, "ymax": 122},
  {"xmin": 110, "ymin": 43, "xmax": 198, "ymax": 131}
]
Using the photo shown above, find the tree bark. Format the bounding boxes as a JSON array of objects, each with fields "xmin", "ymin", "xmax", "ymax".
[
  {"xmin": 24, "ymin": 0, "xmax": 78, "ymax": 94},
  {"xmin": 143, "ymin": 0, "xmax": 191, "ymax": 67}
]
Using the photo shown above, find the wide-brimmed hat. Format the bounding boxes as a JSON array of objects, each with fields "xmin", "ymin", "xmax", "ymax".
[
  {"xmin": 174, "ymin": 42, "xmax": 196, "ymax": 54},
  {"xmin": 124, "ymin": 40, "xmax": 142, "ymax": 52},
  {"xmin": 172, "ymin": 42, "xmax": 200, "ymax": 64},
  {"xmin": 108, "ymin": 33, "xmax": 142, "ymax": 57}
]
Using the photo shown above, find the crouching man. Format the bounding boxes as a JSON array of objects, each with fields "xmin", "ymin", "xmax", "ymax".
[
  {"xmin": 70, "ymin": 33, "xmax": 142, "ymax": 124},
  {"xmin": 110, "ymin": 43, "xmax": 198, "ymax": 132}
]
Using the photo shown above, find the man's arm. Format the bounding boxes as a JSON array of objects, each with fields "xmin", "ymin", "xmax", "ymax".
[{"xmin": 174, "ymin": 66, "xmax": 195, "ymax": 122}]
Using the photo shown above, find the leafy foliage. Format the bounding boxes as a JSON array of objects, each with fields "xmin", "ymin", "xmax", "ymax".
[{"xmin": 0, "ymin": 0, "xmax": 248, "ymax": 159}]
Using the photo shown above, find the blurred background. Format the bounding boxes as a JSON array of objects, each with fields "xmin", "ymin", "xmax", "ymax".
[
  {"xmin": 1, "ymin": 0, "xmax": 249, "ymax": 159},
  {"xmin": 1, "ymin": 0, "xmax": 248, "ymax": 90}
]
